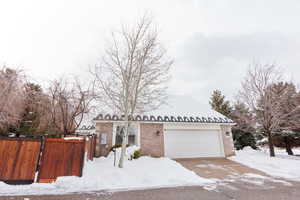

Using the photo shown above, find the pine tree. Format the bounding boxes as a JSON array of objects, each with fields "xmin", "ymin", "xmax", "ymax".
[
  {"xmin": 209, "ymin": 90, "xmax": 231, "ymax": 117},
  {"xmin": 17, "ymin": 82, "xmax": 49, "ymax": 137},
  {"xmin": 230, "ymin": 102, "xmax": 257, "ymax": 150}
]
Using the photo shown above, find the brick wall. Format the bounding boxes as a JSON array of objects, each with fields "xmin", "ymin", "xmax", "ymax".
[
  {"xmin": 95, "ymin": 122, "xmax": 113, "ymax": 157},
  {"xmin": 140, "ymin": 123, "xmax": 164, "ymax": 157}
]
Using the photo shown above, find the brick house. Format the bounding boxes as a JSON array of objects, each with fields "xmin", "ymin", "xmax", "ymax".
[{"xmin": 93, "ymin": 113, "xmax": 235, "ymax": 158}]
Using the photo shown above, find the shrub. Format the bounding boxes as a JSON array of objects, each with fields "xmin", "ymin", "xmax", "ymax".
[
  {"xmin": 109, "ymin": 144, "xmax": 122, "ymax": 152},
  {"xmin": 109, "ymin": 144, "xmax": 130, "ymax": 152},
  {"xmin": 273, "ymin": 135, "xmax": 300, "ymax": 148},
  {"xmin": 232, "ymin": 129, "xmax": 257, "ymax": 150},
  {"xmin": 132, "ymin": 149, "xmax": 141, "ymax": 159}
]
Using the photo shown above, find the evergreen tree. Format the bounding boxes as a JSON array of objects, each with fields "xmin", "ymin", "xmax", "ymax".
[
  {"xmin": 230, "ymin": 102, "xmax": 257, "ymax": 150},
  {"xmin": 17, "ymin": 82, "xmax": 50, "ymax": 137},
  {"xmin": 209, "ymin": 91, "xmax": 257, "ymax": 150},
  {"xmin": 209, "ymin": 90, "xmax": 231, "ymax": 117}
]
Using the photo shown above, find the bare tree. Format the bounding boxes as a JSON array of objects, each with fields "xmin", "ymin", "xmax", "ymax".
[
  {"xmin": 47, "ymin": 77, "xmax": 95, "ymax": 136},
  {"xmin": 239, "ymin": 63, "xmax": 300, "ymax": 157},
  {"xmin": 270, "ymin": 82, "xmax": 300, "ymax": 155},
  {"xmin": 92, "ymin": 15, "xmax": 173, "ymax": 168},
  {"xmin": 0, "ymin": 67, "xmax": 25, "ymax": 133}
]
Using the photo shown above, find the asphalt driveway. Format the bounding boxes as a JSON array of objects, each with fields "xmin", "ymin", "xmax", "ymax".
[
  {"xmin": 2, "ymin": 182, "xmax": 300, "ymax": 200},
  {"xmin": 175, "ymin": 158, "xmax": 268, "ymax": 179},
  {"xmin": 173, "ymin": 158, "xmax": 300, "ymax": 199}
]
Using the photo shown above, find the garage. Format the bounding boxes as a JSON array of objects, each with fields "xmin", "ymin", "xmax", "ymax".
[{"xmin": 164, "ymin": 129, "xmax": 225, "ymax": 158}]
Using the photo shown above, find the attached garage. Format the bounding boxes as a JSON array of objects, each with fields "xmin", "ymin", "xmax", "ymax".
[{"xmin": 164, "ymin": 126, "xmax": 225, "ymax": 158}]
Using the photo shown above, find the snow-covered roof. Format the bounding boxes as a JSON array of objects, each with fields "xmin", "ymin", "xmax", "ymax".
[
  {"xmin": 77, "ymin": 125, "xmax": 95, "ymax": 130},
  {"xmin": 93, "ymin": 95, "xmax": 233, "ymax": 124},
  {"xmin": 75, "ymin": 125, "xmax": 96, "ymax": 135}
]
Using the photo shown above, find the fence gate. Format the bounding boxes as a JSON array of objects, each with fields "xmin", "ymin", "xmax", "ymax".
[
  {"xmin": 37, "ymin": 138, "xmax": 85, "ymax": 183},
  {"xmin": 85, "ymin": 135, "xmax": 96, "ymax": 161},
  {"xmin": 0, "ymin": 138, "xmax": 41, "ymax": 184}
]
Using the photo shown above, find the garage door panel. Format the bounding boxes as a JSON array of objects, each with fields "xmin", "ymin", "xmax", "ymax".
[{"xmin": 164, "ymin": 130, "xmax": 223, "ymax": 158}]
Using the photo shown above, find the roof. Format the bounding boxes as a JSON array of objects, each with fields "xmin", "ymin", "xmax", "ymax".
[
  {"xmin": 77, "ymin": 125, "xmax": 95, "ymax": 130},
  {"xmin": 93, "ymin": 113, "xmax": 232, "ymax": 123},
  {"xmin": 75, "ymin": 125, "xmax": 96, "ymax": 135},
  {"xmin": 93, "ymin": 95, "xmax": 234, "ymax": 124}
]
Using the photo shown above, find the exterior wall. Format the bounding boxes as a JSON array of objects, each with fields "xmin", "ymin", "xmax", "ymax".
[
  {"xmin": 95, "ymin": 122, "xmax": 113, "ymax": 157},
  {"xmin": 220, "ymin": 125, "xmax": 235, "ymax": 157},
  {"xmin": 94, "ymin": 120, "xmax": 235, "ymax": 158},
  {"xmin": 140, "ymin": 123, "xmax": 164, "ymax": 157}
]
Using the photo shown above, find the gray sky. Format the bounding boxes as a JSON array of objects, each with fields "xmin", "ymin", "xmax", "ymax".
[{"xmin": 1, "ymin": 0, "xmax": 300, "ymax": 106}]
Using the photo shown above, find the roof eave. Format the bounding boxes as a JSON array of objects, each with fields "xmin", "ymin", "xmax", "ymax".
[{"xmin": 93, "ymin": 119, "xmax": 235, "ymax": 125}]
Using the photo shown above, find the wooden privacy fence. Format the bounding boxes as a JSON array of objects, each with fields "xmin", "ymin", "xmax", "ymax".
[
  {"xmin": 0, "ymin": 137, "xmax": 41, "ymax": 184},
  {"xmin": 85, "ymin": 135, "xmax": 96, "ymax": 161},
  {"xmin": 0, "ymin": 135, "xmax": 96, "ymax": 184},
  {"xmin": 37, "ymin": 138, "xmax": 85, "ymax": 183}
]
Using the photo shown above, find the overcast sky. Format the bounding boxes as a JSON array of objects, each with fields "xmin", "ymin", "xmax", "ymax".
[{"xmin": 1, "ymin": 0, "xmax": 300, "ymax": 107}]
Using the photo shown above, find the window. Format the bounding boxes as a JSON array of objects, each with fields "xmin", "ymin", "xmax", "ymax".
[
  {"xmin": 115, "ymin": 126, "xmax": 124, "ymax": 145},
  {"xmin": 115, "ymin": 124, "xmax": 138, "ymax": 146},
  {"xmin": 225, "ymin": 131, "xmax": 231, "ymax": 137},
  {"xmin": 100, "ymin": 133, "xmax": 107, "ymax": 144}
]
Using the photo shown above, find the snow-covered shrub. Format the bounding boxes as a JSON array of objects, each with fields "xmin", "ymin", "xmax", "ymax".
[{"xmin": 131, "ymin": 149, "xmax": 141, "ymax": 160}]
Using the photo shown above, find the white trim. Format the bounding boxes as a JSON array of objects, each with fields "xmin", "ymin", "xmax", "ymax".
[
  {"xmin": 137, "ymin": 122, "xmax": 141, "ymax": 146},
  {"xmin": 112, "ymin": 122, "xmax": 118, "ymax": 145},
  {"xmin": 217, "ymin": 130, "xmax": 225, "ymax": 157},
  {"xmin": 163, "ymin": 123, "xmax": 166, "ymax": 157}
]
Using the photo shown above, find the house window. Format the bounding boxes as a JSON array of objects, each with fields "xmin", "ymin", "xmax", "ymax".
[
  {"xmin": 100, "ymin": 133, "xmax": 107, "ymax": 144},
  {"xmin": 115, "ymin": 124, "xmax": 137, "ymax": 146},
  {"xmin": 115, "ymin": 126, "xmax": 123, "ymax": 145}
]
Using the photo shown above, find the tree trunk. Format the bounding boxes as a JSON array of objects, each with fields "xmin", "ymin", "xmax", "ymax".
[
  {"xmin": 118, "ymin": 119, "xmax": 129, "ymax": 168},
  {"xmin": 284, "ymin": 136, "xmax": 294, "ymax": 155},
  {"xmin": 267, "ymin": 131, "xmax": 275, "ymax": 157}
]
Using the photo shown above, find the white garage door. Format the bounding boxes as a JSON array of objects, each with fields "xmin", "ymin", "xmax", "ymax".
[{"xmin": 164, "ymin": 129, "xmax": 224, "ymax": 158}]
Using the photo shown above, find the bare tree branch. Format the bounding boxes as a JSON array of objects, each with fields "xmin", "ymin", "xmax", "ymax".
[
  {"xmin": 47, "ymin": 77, "xmax": 95, "ymax": 136},
  {"xmin": 0, "ymin": 67, "xmax": 25, "ymax": 132}
]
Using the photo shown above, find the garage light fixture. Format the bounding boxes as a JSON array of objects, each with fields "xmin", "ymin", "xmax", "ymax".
[{"xmin": 156, "ymin": 130, "xmax": 160, "ymax": 136}]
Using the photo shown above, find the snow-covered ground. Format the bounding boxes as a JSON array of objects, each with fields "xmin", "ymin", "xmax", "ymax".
[
  {"xmin": 0, "ymin": 146, "xmax": 213, "ymax": 196},
  {"xmin": 261, "ymin": 147, "xmax": 300, "ymax": 160},
  {"xmin": 229, "ymin": 147, "xmax": 300, "ymax": 181}
]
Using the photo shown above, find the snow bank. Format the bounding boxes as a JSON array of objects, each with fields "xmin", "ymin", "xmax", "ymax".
[
  {"xmin": 229, "ymin": 147, "xmax": 300, "ymax": 181},
  {"xmin": 0, "ymin": 146, "xmax": 212, "ymax": 196}
]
